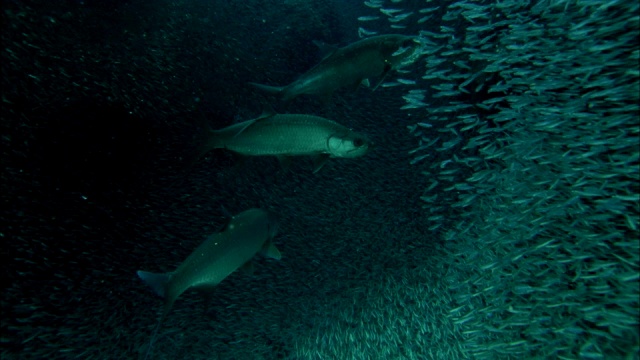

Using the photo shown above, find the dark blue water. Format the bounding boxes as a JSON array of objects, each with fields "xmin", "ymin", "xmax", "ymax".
[{"xmin": 2, "ymin": 0, "xmax": 638, "ymax": 359}]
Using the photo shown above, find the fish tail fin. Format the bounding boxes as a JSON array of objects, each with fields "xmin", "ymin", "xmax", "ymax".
[
  {"xmin": 248, "ymin": 82, "xmax": 296, "ymax": 105},
  {"xmin": 183, "ymin": 118, "xmax": 223, "ymax": 171},
  {"xmin": 248, "ymin": 82, "xmax": 285, "ymax": 97},
  {"xmin": 141, "ymin": 302, "xmax": 172, "ymax": 360},
  {"xmin": 141, "ymin": 312, "xmax": 163, "ymax": 360},
  {"xmin": 137, "ymin": 270, "xmax": 170, "ymax": 298},
  {"xmin": 137, "ymin": 271, "xmax": 174, "ymax": 360}
]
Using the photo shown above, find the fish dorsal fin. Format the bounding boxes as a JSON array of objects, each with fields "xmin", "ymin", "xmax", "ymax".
[
  {"xmin": 220, "ymin": 214, "xmax": 234, "ymax": 232},
  {"xmin": 261, "ymin": 241, "xmax": 282, "ymax": 260},
  {"xmin": 312, "ymin": 40, "xmax": 339, "ymax": 60},
  {"xmin": 372, "ymin": 62, "xmax": 393, "ymax": 92},
  {"xmin": 229, "ymin": 106, "xmax": 277, "ymax": 139},
  {"xmin": 230, "ymin": 108, "xmax": 277, "ymax": 139},
  {"xmin": 258, "ymin": 105, "xmax": 277, "ymax": 119},
  {"xmin": 217, "ymin": 205, "xmax": 234, "ymax": 232},
  {"xmin": 220, "ymin": 205, "xmax": 233, "ymax": 219},
  {"xmin": 231, "ymin": 119, "xmax": 257, "ymax": 139}
]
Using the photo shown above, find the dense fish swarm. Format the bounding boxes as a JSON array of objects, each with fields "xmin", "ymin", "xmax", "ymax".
[
  {"xmin": 423, "ymin": 1, "xmax": 638, "ymax": 358},
  {"xmin": 291, "ymin": 0, "xmax": 640, "ymax": 359}
]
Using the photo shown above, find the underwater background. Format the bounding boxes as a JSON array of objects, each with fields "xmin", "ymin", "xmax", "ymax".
[{"xmin": 1, "ymin": 0, "xmax": 638, "ymax": 359}]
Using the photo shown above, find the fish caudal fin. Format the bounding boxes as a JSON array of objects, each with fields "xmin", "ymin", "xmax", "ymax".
[
  {"xmin": 137, "ymin": 270, "xmax": 173, "ymax": 360},
  {"xmin": 182, "ymin": 118, "xmax": 224, "ymax": 172},
  {"xmin": 248, "ymin": 82, "xmax": 297, "ymax": 105},
  {"xmin": 137, "ymin": 270, "xmax": 170, "ymax": 298},
  {"xmin": 141, "ymin": 312, "xmax": 164, "ymax": 360}
]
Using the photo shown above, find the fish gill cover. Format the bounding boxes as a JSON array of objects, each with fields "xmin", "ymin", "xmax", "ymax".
[{"xmin": 1, "ymin": 0, "xmax": 638, "ymax": 360}]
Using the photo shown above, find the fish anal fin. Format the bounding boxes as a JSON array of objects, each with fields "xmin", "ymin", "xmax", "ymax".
[
  {"xmin": 276, "ymin": 155, "xmax": 293, "ymax": 171},
  {"xmin": 193, "ymin": 284, "xmax": 217, "ymax": 314},
  {"xmin": 194, "ymin": 283, "xmax": 217, "ymax": 294},
  {"xmin": 312, "ymin": 154, "xmax": 330, "ymax": 173},
  {"xmin": 349, "ymin": 78, "xmax": 371, "ymax": 93},
  {"xmin": 372, "ymin": 62, "xmax": 393, "ymax": 91},
  {"xmin": 240, "ymin": 261, "xmax": 255, "ymax": 275},
  {"xmin": 137, "ymin": 271, "xmax": 171, "ymax": 299},
  {"xmin": 261, "ymin": 241, "xmax": 282, "ymax": 260}
]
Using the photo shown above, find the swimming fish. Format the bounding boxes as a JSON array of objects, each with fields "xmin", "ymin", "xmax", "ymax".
[
  {"xmin": 137, "ymin": 208, "xmax": 281, "ymax": 360},
  {"xmin": 199, "ymin": 111, "xmax": 371, "ymax": 172},
  {"xmin": 249, "ymin": 34, "xmax": 421, "ymax": 103}
]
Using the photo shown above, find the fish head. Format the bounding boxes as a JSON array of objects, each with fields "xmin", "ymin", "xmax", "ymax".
[
  {"xmin": 384, "ymin": 35, "xmax": 423, "ymax": 69},
  {"xmin": 326, "ymin": 131, "xmax": 370, "ymax": 158}
]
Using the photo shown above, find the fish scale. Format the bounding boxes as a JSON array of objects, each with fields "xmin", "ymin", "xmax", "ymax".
[
  {"xmin": 206, "ymin": 113, "xmax": 370, "ymax": 162},
  {"xmin": 221, "ymin": 115, "xmax": 345, "ymax": 155},
  {"xmin": 249, "ymin": 34, "xmax": 421, "ymax": 102}
]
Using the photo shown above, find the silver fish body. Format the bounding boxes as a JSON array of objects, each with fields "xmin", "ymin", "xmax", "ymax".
[
  {"xmin": 138, "ymin": 208, "xmax": 280, "ymax": 312},
  {"xmin": 249, "ymin": 34, "xmax": 421, "ymax": 102},
  {"xmin": 137, "ymin": 208, "xmax": 280, "ymax": 359},
  {"xmin": 207, "ymin": 113, "xmax": 370, "ymax": 160}
]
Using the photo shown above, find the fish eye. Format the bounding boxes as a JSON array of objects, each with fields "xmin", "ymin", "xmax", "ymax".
[{"xmin": 353, "ymin": 138, "xmax": 364, "ymax": 147}]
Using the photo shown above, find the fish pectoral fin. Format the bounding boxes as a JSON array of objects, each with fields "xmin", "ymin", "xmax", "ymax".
[
  {"xmin": 240, "ymin": 261, "xmax": 255, "ymax": 275},
  {"xmin": 193, "ymin": 284, "xmax": 217, "ymax": 312},
  {"xmin": 312, "ymin": 154, "xmax": 330, "ymax": 173},
  {"xmin": 372, "ymin": 62, "xmax": 393, "ymax": 92},
  {"xmin": 361, "ymin": 79, "xmax": 371, "ymax": 88},
  {"xmin": 137, "ymin": 271, "xmax": 172, "ymax": 299},
  {"xmin": 261, "ymin": 241, "xmax": 282, "ymax": 260}
]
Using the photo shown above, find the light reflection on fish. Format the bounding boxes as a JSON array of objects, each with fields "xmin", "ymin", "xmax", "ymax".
[{"xmin": 249, "ymin": 34, "xmax": 422, "ymax": 103}]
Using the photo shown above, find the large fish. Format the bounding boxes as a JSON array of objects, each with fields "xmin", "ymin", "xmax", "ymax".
[
  {"xmin": 249, "ymin": 34, "xmax": 421, "ymax": 103},
  {"xmin": 200, "ymin": 111, "xmax": 371, "ymax": 172},
  {"xmin": 137, "ymin": 208, "xmax": 281, "ymax": 360}
]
